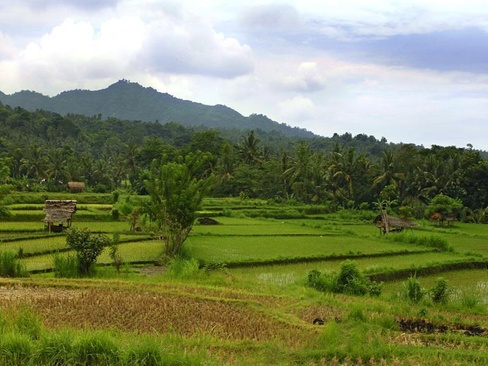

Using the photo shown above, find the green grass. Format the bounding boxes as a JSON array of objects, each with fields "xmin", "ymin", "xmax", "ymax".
[
  {"xmin": 225, "ymin": 251, "xmax": 467, "ymax": 286},
  {"xmin": 2, "ymin": 195, "xmax": 488, "ymax": 366},
  {"xmin": 382, "ymin": 269, "xmax": 488, "ymax": 299},
  {"xmin": 193, "ymin": 218, "xmax": 331, "ymax": 236},
  {"xmin": 1, "ymin": 237, "xmax": 67, "ymax": 255},
  {"xmin": 187, "ymin": 235, "xmax": 432, "ymax": 264},
  {"xmin": 0, "ymin": 222, "xmax": 48, "ymax": 232},
  {"xmin": 21, "ymin": 240, "xmax": 163, "ymax": 272}
]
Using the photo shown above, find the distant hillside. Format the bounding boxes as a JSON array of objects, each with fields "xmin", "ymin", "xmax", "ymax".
[{"xmin": 0, "ymin": 80, "xmax": 315, "ymax": 138}]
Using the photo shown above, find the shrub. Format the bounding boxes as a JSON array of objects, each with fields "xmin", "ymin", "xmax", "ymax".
[
  {"xmin": 66, "ymin": 227, "xmax": 111, "ymax": 276},
  {"xmin": 369, "ymin": 281, "xmax": 383, "ymax": 297},
  {"xmin": 307, "ymin": 261, "xmax": 381, "ymax": 297},
  {"xmin": 430, "ymin": 277, "xmax": 450, "ymax": 304},
  {"xmin": 335, "ymin": 260, "xmax": 369, "ymax": 296}
]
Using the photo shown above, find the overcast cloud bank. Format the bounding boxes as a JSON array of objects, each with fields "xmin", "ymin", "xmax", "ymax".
[{"xmin": 1, "ymin": 0, "xmax": 487, "ymax": 149}]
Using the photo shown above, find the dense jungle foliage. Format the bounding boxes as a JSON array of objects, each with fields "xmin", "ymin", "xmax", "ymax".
[{"xmin": 1, "ymin": 101, "xmax": 488, "ymax": 220}]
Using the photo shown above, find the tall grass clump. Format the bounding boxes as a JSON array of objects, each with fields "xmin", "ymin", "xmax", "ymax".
[
  {"xmin": 385, "ymin": 232, "xmax": 452, "ymax": 251},
  {"xmin": 71, "ymin": 332, "xmax": 121, "ymax": 366},
  {"xmin": 35, "ymin": 331, "xmax": 74, "ymax": 365},
  {"xmin": 400, "ymin": 274, "xmax": 425, "ymax": 303},
  {"xmin": 13, "ymin": 306, "xmax": 42, "ymax": 340},
  {"xmin": 53, "ymin": 253, "xmax": 79, "ymax": 278},
  {"xmin": 126, "ymin": 337, "xmax": 162, "ymax": 366},
  {"xmin": 0, "ymin": 251, "xmax": 28, "ymax": 277},
  {"xmin": 168, "ymin": 257, "xmax": 201, "ymax": 279},
  {"xmin": 0, "ymin": 333, "xmax": 32, "ymax": 365},
  {"xmin": 461, "ymin": 293, "xmax": 480, "ymax": 309}
]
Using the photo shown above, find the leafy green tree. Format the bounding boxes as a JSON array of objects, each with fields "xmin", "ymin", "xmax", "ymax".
[
  {"xmin": 461, "ymin": 160, "xmax": 488, "ymax": 210},
  {"xmin": 144, "ymin": 154, "xmax": 214, "ymax": 258},
  {"xmin": 66, "ymin": 227, "xmax": 111, "ymax": 276},
  {"xmin": 425, "ymin": 194, "xmax": 463, "ymax": 223}
]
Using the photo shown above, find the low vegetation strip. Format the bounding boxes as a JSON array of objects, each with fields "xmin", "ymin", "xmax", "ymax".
[
  {"xmin": 187, "ymin": 235, "xmax": 434, "ymax": 264},
  {"xmin": 203, "ymin": 249, "xmax": 438, "ymax": 269},
  {"xmin": 367, "ymin": 259, "xmax": 488, "ymax": 282}
]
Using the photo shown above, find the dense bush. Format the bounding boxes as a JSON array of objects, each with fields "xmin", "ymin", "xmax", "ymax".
[
  {"xmin": 430, "ymin": 277, "xmax": 450, "ymax": 304},
  {"xmin": 66, "ymin": 227, "xmax": 111, "ymax": 276},
  {"xmin": 307, "ymin": 261, "xmax": 382, "ymax": 297}
]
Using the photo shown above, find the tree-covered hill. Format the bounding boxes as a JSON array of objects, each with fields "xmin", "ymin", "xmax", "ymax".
[
  {"xmin": 1, "ymin": 100, "xmax": 487, "ymax": 216},
  {"xmin": 0, "ymin": 79, "xmax": 315, "ymax": 138}
]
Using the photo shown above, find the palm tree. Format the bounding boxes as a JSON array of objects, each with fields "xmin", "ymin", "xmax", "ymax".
[
  {"xmin": 20, "ymin": 146, "xmax": 48, "ymax": 180},
  {"xmin": 373, "ymin": 151, "xmax": 404, "ymax": 189},
  {"xmin": 120, "ymin": 143, "xmax": 141, "ymax": 188},
  {"xmin": 238, "ymin": 130, "xmax": 262, "ymax": 165},
  {"xmin": 46, "ymin": 148, "xmax": 70, "ymax": 183}
]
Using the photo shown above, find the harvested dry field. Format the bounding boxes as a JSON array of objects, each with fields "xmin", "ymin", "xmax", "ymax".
[{"xmin": 0, "ymin": 279, "xmax": 317, "ymax": 347}]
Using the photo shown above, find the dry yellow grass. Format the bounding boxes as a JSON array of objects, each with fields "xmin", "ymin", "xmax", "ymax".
[{"xmin": 0, "ymin": 279, "xmax": 316, "ymax": 349}]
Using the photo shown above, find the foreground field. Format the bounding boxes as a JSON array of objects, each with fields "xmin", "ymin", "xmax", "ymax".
[{"xmin": 0, "ymin": 195, "xmax": 487, "ymax": 365}]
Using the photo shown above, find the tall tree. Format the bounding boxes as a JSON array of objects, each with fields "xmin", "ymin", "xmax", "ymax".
[
  {"xmin": 238, "ymin": 130, "xmax": 262, "ymax": 165},
  {"xmin": 20, "ymin": 146, "xmax": 48, "ymax": 180},
  {"xmin": 46, "ymin": 148, "xmax": 70, "ymax": 183},
  {"xmin": 144, "ymin": 154, "xmax": 214, "ymax": 258},
  {"xmin": 373, "ymin": 150, "xmax": 404, "ymax": 190}
]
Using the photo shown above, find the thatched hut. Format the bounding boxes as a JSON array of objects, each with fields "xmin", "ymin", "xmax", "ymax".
[
  {"xmin": 374, "ymin": 213, "xmax": 417, "ymax": 234},
  {"xmin": 43, "ymin": 200, "xmax": 77, "ymax": 232},
  {"xmin": 67, "ymin": 181, "xmax": 85, "ymax": 193}
]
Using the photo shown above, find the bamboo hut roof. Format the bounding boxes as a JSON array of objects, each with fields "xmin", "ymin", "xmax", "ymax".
[
  {"xmin": 43, "ymin": 200, "xmax": 77, "ymax": 223},
  {"xmin": 374, "ymin": 214, "xmax": 418, "ymax": 229},
  {"xmin": 67, "ymin": 181, "xmax": 85, "ymax": 192}
]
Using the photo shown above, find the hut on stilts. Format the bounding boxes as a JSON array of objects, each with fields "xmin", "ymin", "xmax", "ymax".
[
  {"xmin": 374, "ymin": 211, "xmax": 417, "ymax": 234},
  {"xmin": 43, "ymin": 200, "xmax": 77, "ymax": 233}
]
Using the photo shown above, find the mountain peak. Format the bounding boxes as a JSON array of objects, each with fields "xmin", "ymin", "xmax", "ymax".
[{"xmin": 0, "ymin": 81, "xmax": 316, "ymax": 138}]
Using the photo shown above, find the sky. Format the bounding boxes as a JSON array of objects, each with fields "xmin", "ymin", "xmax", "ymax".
[{"xmin": 1, "ymin": 0, "xmax": 488, "ymax": 150}]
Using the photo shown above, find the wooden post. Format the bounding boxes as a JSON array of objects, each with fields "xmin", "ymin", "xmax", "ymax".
[{"xmin": 382, "ymin": 210, "xmax": 389, "ymax": 234}]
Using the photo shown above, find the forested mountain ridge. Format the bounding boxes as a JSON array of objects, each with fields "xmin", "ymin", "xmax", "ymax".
[
  {"xmin": 1, "ymin": 101, "xmax": 488, "ymax": 216},
  {"xmin": 0, "ymin": 79, "xmax": 315, "ymax": 138}
]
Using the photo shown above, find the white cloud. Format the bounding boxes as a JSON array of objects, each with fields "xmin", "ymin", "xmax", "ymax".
[
  {"xmin": 278, "ymin": 95, "xmax": 315, "ymax": 122},
  {"xmin": 1, "ymin": 0, "xmax": 488, "ymax": 149},
  {"xmin": 139, "ymin": 13, "xmax": 254, "ymax": 77},
  {"xmin": 280, "ymin": 62, "xmax": 327, "ymax": 92}
]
